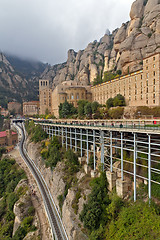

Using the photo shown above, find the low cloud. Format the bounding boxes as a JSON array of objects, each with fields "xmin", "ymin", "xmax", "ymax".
[{"xmin": 0, "ymin": 0, "xmax": 134, "ymax": 64}]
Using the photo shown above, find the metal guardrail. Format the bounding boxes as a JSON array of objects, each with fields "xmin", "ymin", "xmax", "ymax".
[{"xmin": 38, "ymin": 122, "xmax": 160, "ymax": 135}]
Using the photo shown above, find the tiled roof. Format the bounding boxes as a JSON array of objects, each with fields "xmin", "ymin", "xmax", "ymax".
[{"xmin": 0, "ymin": 131, "xmax": 17, "ymax": 138}]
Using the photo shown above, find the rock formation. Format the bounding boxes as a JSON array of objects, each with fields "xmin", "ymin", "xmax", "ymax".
[
  {"xmin": 12, "ymin": 179, "xmax": 38, "ymax": 236},
  {"xmin": 41, "ymin": 0, "xmax": 160, "ymax": 88}
]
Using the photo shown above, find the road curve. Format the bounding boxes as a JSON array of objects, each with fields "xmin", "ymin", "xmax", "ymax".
[{"xmin": 15, "ymin": 122, "xmax": 68, "ymax": 240}]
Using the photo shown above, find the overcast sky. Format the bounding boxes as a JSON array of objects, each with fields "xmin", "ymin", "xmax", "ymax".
[{"xmin": 0, "ymin": 0, "xmax": 134, "ymax": 65}]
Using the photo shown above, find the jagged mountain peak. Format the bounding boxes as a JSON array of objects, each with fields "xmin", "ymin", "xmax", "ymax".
[{"xmin": 40, "ymin": 0, "xmax": 160, "ymax": 86}]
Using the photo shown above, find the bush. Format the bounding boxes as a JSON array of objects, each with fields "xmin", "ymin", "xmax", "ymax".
[
  {"xmin": 106, "ymin": 202, "xmax": 160, "ymax": 240},
  {"xmin": 64, "ymin": 149, "xmax": 80, "ymax": 175},
  {"xmin": 80, "ymin": 172, "xmax": 110, "ymax": 231},
  {"xmin": 103, "ymin": 71, "xmax": 117, "ymax": 83},
  {"xmin": 7, "ymin": 193, "xmax": 18, "ymax": 211},
  {"xmin": 25, "ymin": 121, "xmax": 47, "ymax": 143},
  {"xmin": 108, "ymin": 107, "xmax": 124, "ymax": 119},
  {"xmin": 72, "ymin": 188, "xmax": 81, "ymax": 214},
  {"xmin": 41, "ymin": 136, "xmax": 62, "ymax": 169}
]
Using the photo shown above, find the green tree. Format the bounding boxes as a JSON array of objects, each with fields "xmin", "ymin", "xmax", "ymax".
[
  {"xmin": 106, "ymin": 98, "xmax": 114, "ymax": 109},
  {"xmin": 77, "ymin": 100, "xmax": 88, "ymax": 117},
  {"xmin": 61, "ymin": 100, "xmax": 71, "ymax": 118},
  {"xmin": 59, "ymin": 100, "xmax": 77, "ymax": 118},
  {"xmin": 84, "ymin": 102, "xmax": 92, "ymax": 117},
  {"xmin": 113, "ymin": 94, "xmax": 125, "ymax": 107},
  {"xmin": 91, "ymin": 101, "xmax": 99, "ymax": 113}
]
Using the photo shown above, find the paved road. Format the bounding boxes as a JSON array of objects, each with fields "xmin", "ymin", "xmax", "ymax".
[{"xmin": 15, "ymin": 123, "xmax": 68, "ymax": 240}]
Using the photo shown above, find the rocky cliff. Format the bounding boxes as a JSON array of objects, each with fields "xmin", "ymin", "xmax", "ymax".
[
  {"xmin": 26, "ymin": 138, "xmax": 91, "ymax": 240},
  {"xmin": 41, "ymin": 0, "xmax": 160, "ymax": 87}
]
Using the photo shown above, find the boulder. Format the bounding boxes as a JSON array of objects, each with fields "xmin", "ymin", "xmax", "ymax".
[
  {"xmin": 114, "ymin": 24, "xmax": 127, "ymax": 44},
  {"xmin": 130, "ymin": 0, "xmax": 144, "ymax": 20},
  {"xmin": 144, "ymin": 0, "xmax": 159, "ymax": 15}
]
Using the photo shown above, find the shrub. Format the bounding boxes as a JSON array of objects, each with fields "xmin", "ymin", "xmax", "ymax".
[
  {"xmin": 80, "ymin": 172, "xmax": 110, "ymax": 231},
  {"xmin": 108, "ymin": 107, "xmax": 124, "ymax": 119},
  {"xmin": 106, "ymin": 202, "xmax": 160, "ymax": 240},
  {"xmin": 7, "ymin": 192, "xmax": 18, "ymax": 211}
]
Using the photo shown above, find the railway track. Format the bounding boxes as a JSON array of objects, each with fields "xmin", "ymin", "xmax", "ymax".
[{"xmin": 15, "ymin": 123, "xmax": 68, "ymax": 240}]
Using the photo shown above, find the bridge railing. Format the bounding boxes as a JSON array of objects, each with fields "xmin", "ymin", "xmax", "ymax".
[{"xmin": 34, "ymin": 120, "xmax": 160, "ymax": 131}]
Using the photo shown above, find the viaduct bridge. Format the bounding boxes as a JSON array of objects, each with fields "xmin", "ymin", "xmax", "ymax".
[{"xmin": 29, "ymin": 118, "xmax": 160, "ymax": 202}]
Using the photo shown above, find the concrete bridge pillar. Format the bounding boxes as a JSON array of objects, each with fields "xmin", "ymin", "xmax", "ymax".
[{"xmin": 106, "ymin": 171, "xmax": 116, "ymax": 191}]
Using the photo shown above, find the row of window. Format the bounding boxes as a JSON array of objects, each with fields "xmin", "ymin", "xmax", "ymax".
[{"xmin": 146, "ymin": 56, "xmax": 156, "ymax": 64}]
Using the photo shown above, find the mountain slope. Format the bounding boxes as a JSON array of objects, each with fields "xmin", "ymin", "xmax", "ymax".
[
  {"xmin": 5, "ymin": 53, "xmax": 47, "ymax": 79},
  {"xmin": 0, "ymin": 53, "xmax": 39, "ymax": 106}
]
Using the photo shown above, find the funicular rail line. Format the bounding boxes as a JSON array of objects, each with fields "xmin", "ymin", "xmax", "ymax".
[{"xmin": 15, "ymin": 123, "xmax": 68, "ymax": 240}]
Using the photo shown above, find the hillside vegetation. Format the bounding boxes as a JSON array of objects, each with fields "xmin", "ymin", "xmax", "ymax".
[{"xmin": 0, "ymin": 150, "xmax": 37, "ymax": 240}]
